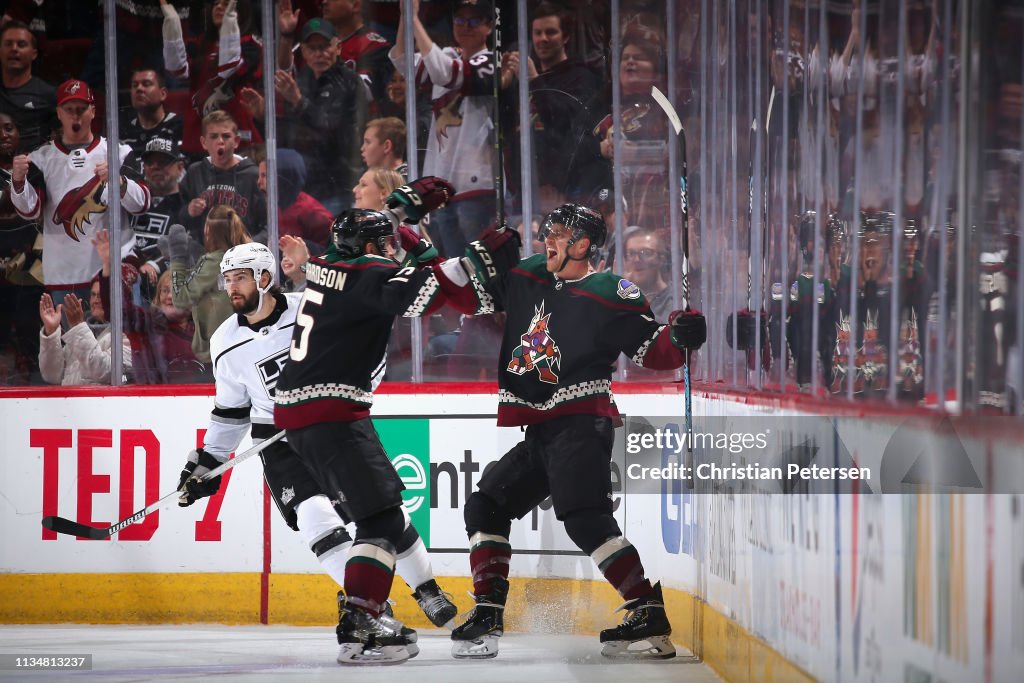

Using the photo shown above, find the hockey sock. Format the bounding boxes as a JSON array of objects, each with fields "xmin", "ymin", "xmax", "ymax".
[
  {"xmin": 296, "ymin": 495, "xmax": 353, "ymax": 589},
  {"xmin": 344, "ymin": 541, "xmax": 397, "ymax": 617},
  {"xmin": 468, "ymin": 531, "xmax": 511, "ymax": 597},
  {"xmin": 395, "ymin": 520, "xmax": 434, "ymax": 590},
  {"xmin": 591, "ymin": 536, "xmax": 653, "ymax": 601}
]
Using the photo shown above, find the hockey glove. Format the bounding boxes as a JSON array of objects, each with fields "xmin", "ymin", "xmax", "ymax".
[
  {"xmin": 463, "ymin": 224, "xmax": 522, "ymax": 284},
  {"xmin": 669, "ymin": 309, "xmax": 707, "ymax": 350},
  {"xmin": 177, "ymin": 448, "xmax": 223, "ymax": 507},
  {"xmin": 725, "ymin": 308, "xmax": 769, "ymax": 352},
  {"xmin": 385, "ymin": 176, "xmax": 455, "ymax": 223},
  {"xmin": 158, "ymin": 224, "xmax": 191, "ymax": 264},
  {"xmin": 397, "ymin": 225, "xmax": 439, "ymax": 264}
]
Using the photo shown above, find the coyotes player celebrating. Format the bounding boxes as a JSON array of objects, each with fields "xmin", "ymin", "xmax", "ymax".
[
  {"xmin": 446, "ymin": 203, "xmax": 707, "ymax": 660},
  {"xmin": 273, "ymin": 177, "xmax": 521, "ymax": 665}
]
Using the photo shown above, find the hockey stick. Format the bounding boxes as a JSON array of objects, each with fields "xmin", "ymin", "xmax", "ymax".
[
  {"xmin": 41, "ymin": 430, "xmax": 286, "ymax": 540},
  {"xmin": 650, "ymin": 86, "xmax": 695, "ymax": 488},
  {"xmin": 492, "ymin": 1, "xmax": 504, "ymax": 228}
]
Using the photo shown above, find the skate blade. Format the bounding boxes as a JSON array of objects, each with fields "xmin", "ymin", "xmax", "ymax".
[
  {"xmin": 601, "ymin": 635, "xmax": 677, "ymax": 659},
  {"xmin": 451, "ymin": 635, "xmax": 500, "ymax": 659},
  {"xmin": 379, "ymin": 614, "xmax": 419, "ymax": 643},
  {"xmin": 336, "ymin": 643, "xmax": 411, "ymax": 666}
]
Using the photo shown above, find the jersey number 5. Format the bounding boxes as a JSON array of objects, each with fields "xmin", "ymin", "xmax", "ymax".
[{"xmin": 290, "ymin": 289, "xmax": 324, "ymax": 362}]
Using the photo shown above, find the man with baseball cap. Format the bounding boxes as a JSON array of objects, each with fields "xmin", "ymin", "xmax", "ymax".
[
  {"xmin": 9, "ymin": 78, "xmax": 151, "ymax": 312},
  {"xmin": 246, "ymin": 3, "xmax": 366, "ymax": 214},
  {"xmin": 128, "ymin": 136, "xmax": 187, "ymax": 293},
  {"xmin": 276, "ymin": 0, "xmax": 391, "ymax": 112}
]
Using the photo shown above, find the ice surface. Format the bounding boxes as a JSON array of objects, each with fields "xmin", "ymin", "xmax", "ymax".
[{"xmin": 0, "ymin": 625, "xmax": 721, "ymax": 682}]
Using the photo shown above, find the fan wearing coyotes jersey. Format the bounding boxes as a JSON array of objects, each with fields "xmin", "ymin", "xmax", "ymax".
[
  {"xmin": 389, "ymin": 0, "xmax": 506, "ymax": 258},
  {"xmin": 10, "ymin": 79, "xmax": 150, "ymax": 303},
  {"xmin": 272, "ymin": 179, "xmax": 521, "ymax": 666},
  {"xmin": 173, "ymin": 238, "xmax": 456, "ymax": 653},
  {"xmin": 446, "ymin": 203, "xmax": 707, "ymax": 661}
]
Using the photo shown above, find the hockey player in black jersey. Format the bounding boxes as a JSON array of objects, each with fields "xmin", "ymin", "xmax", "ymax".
[
  {"xmin": 174, "ymin": 237, "xmax": 458, "ymax": 655},
  {"xmin": 446, "ymin": 203, "xmax": 707, "ymax": 660},
  {"xmin": 273, "ymin": 179, "xmax": 522, "ymax": 665}
]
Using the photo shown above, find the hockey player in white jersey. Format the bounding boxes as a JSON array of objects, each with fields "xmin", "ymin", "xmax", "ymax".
[{"xmin": 175, "ymin": 240, "xmax": 457, "ymax": 654}]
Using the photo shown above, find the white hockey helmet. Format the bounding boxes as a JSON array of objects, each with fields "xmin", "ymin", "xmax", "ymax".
[{"xmin": 220, "ymin": 242, "xmax": 277, "ymax": 311}]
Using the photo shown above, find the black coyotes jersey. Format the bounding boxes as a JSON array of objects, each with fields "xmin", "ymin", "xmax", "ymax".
[
  {"xmin": 274, "ymin": 252, "xmax": 446, "ymax": 429},
  {"xmin": 464, "ymin": 254, "xmax": 684, "ymax": 426}
]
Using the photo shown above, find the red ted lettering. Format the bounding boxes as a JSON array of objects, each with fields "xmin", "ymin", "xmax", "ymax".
[
  {"xmin": 117, "ymin": 430, "xmax": 161, "ymax": 541},
  {"xmin": 33, "ymin": 429, "xmax": 72, "ymax": 541},
  {"xmin": 34, "ymin": 428, "xmax": 231, "ymax": 542},
  {"xmin": 77, "ymin": 430, "xmax": 113, "ymax": 541},
  {"xmin": 193, "ymin": 428, "xmax": 233, "ymax": 542}
]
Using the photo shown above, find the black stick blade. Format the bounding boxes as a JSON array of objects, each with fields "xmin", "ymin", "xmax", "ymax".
[{"xmin": 41, "ymin": 516, "xmax": 110, "ymax": 540}]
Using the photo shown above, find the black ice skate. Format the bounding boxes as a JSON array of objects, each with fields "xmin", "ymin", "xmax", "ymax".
[
  {"xmin": 599, "ymin": 582, "xmax": 676, "ymax": 659},
  {"xmin": 450, "ymin": 577, "xmax": 509, "ymax": 659},
  {"xmin": 413, "ymin": 579, "xmax": 458, "ymax": 628},
  {"xmin": 336, "ymin": 593, "xmax": 414, "ymax": 665}
]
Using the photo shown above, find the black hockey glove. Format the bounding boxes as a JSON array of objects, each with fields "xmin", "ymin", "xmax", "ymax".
[
  {"xmin": 669, "ymin": 309, "xmax": 707, "ymax": 350},
  {"xmin": 463, "ymin": 224, "xmax": 522, "ymax": 284},
  {"xmin": 386, "ymin": 176, "xmax": 455, "ymax": 223},
  {"xmin": 726, "ymin": 308, "xmax": 769, "ymax": 352},
  {"xmin": 177, "ymin": 448, "xmax": 223, "ymax": 507}
]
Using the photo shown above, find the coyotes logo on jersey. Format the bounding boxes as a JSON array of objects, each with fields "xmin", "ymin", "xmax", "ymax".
[
  {"xmin": 53, "ymin": 174, "xmax": 107, "ymax": 241},
  {"xmin": 507, "ymin": 301, "xmax": 561, "ymax": 384},
  {"xmin": 898, "ymin": 309, "xmax": 923, "ymax": 393}
]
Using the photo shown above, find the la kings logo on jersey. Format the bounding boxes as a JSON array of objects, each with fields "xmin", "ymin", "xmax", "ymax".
[{"xmin": 257, "ymin": 348, "xmax": 290, "ymax": 398}]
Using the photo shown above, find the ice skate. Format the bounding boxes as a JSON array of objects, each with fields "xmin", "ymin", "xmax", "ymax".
[
  {"xmin": 336, "ymin": 594, "xmax": 413, "ymax": 665},
  {"xmin": 599, "ymin": 582, "xmax": 676, "ymax": 659},
  {"xmin": 413, "ymin": 579, "xmax": 458, "ymax": 628},
  {"xmin": 451, "ymin": 577, "xmax": 508, "ymax": 659},
  {"xmin": 378, "ymin": 597, "xmax": 419, "ymax": 658}
]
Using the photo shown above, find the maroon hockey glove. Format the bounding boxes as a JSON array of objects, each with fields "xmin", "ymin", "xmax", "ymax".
[
  {"xmin": 669, "ymin": 309, "xmax": 707, "ymax": 350},
  {"xmin": 386, "ymin": 176, "xmax": 456, "ymax": 223},
  {"xmin": 464, "ymin": 224, "xmax": 522, "ymax": 283},
  {"xmin": 397, "ymin": 225, "xmax": 440, "ymax": 265},
  {"xmin": 177, "ymin": 448, "xmax": 222, "ymax": 507}
]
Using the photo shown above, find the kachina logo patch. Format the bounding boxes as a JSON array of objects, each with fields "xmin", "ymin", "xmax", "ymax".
[
  {"xmin": 507, "ymin": 301, "xmax": 561, "ymax": 384},
  {"xmin": 375, "ymin": 418, "xmax": 431, "ymax": 546}
]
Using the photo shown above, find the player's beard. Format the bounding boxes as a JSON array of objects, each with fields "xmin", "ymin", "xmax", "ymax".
[{"xmin": 231, "ymin": 289, "xmax": 259, "ymax": 315}]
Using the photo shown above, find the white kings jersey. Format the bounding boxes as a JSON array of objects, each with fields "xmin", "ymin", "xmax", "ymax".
[
  {"xmin": 203, "ymin": 292, "xmax": 385, "ymax": 461},
  {"xmin": 10, "ymin": 137, "xmax": 150, "ymax": 288},
  {"xmin": 389, "ymin": 43, "xmax": 496, "ymax": 199}
]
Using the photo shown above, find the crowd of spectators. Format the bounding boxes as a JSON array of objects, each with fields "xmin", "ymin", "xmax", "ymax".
[{"xmin": 0, "ymin": 0, "xmax": 1015, "ymax": 414}]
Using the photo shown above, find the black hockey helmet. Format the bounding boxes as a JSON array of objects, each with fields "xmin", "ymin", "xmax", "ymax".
[
  {"xmin": 331, "ymin": 209, "xmax": 394, "ymax": 258},
  {"xmin": 539, "ymin": 203, "xmax": 607, "ymax": 256}
]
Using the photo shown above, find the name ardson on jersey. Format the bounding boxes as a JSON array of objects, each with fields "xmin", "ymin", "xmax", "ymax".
[{"xmin": 305, "ymin": 263, "xmax": 347, "ymax": 291}]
